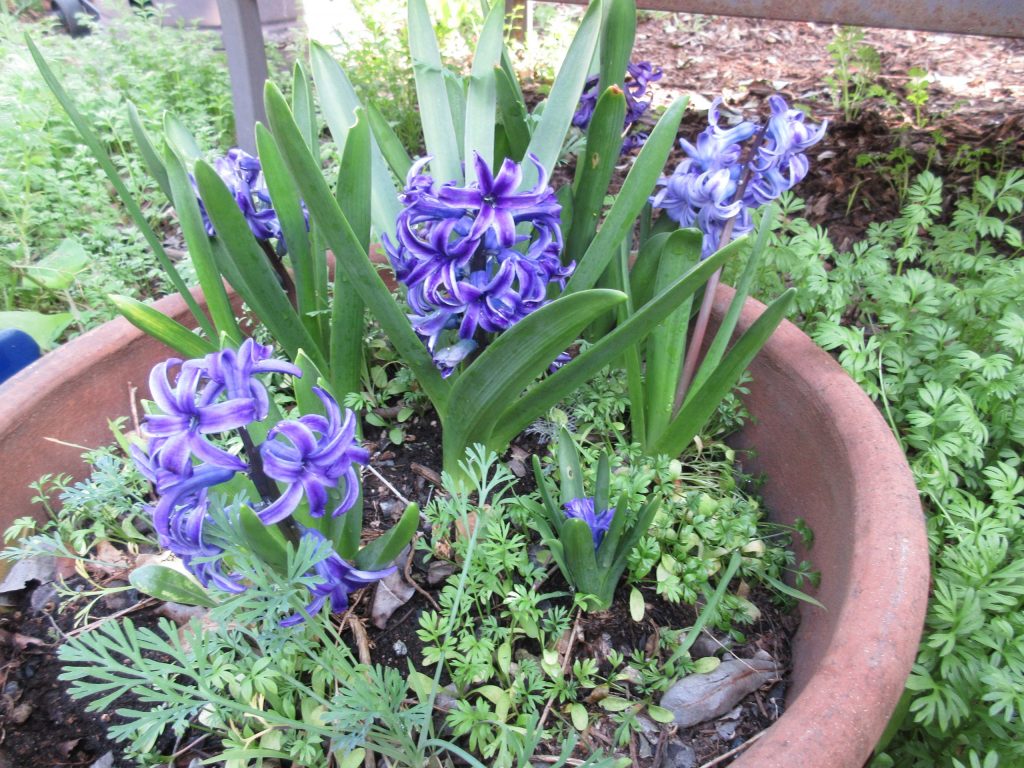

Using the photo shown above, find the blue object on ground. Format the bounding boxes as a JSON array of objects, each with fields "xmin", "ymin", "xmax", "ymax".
[{"xmin": 0, "ymin": 329, "xmax": 41, "ymax": 385}]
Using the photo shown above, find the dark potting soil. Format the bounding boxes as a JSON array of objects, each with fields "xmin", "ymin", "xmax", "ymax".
[{"xmin": 0, "ymin": 412, "xmax": 798, "ymax": 767}]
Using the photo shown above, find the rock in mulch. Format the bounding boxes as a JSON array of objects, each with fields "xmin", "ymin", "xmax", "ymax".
[{"xmin": 660, "ymin": 650, "xmax": 778, "ymax": 728}]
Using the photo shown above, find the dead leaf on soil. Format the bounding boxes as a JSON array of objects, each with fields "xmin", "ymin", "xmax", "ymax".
[
  {"xmin": 0, "ymin": 556, "xmax": 56, "ymax": 594},
  {"xmin": 371, "ymin": 566, "xmax": 416, "ymax": 629},
  {"xmin": 659, "ymin": 650, "xmax": 778, "ymax": 728}
]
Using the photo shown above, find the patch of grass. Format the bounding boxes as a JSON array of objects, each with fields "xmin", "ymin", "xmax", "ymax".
[{"xmin": 0, "ymin": 11, "xmax": 236, "ymax": 335}]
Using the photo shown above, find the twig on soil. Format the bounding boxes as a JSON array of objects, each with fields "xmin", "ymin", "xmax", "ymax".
[
  {"xmin": 411, "ymin": 462, "xmax": 443, "ymax": 487},
  {"xmin": 531, "ymin": 757, "xmax": 587, "ymax": 766},
  {"xmin": 65, "ymin": 597, "xmax": 158, "ymax": 638},
  {"xmin": 167, "ymin": 728, "xmax": 208, "ymax": 767},
  {"xmin": 629, "ymin": 730, "xmax": 640, "ymax": 765},
  {"xmin": 363, "ymin": 464, "xmax": 411, "ymax": 507},
  {"xmin": 652, "ymin": 725, "xmax": 675, "ymax": 767},
  {"xmin": 129, "ymin": 384, "xmax": 141, "ymax": 435},
  {"xmin": 348, "ymin": 617, "xmax": 373, "ymax": 666},
  {"xmin": 405, "ymin": 540, "xmax": 439, "ymax": 610},
  {"xmin": 537, "ymin": 610, "xmax": 583, "ymax": 730},
  {"xmin": 696, "ymin": 728, "xmax": 767, "ymax": 768}
]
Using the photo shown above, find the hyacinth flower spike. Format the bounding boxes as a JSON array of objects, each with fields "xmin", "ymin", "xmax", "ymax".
[
  {"xmin": 383, "ymin": 153, "xmax": 570, "ymax": 379},
  {"xmin": 574, "ymin": 60, "xmax": 664, "ymax": 152},
  {"xmin": 650, "ymin": 96, "xmax": 826, "ymax": 404}
]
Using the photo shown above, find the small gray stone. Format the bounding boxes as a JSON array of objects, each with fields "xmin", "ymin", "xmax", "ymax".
[
  {"xmin": 28, "ymin": 582, "xmax": 58, "ymax": 613},
  {"xmin": 660, "ymin": 651, "xmax": 777, "ymax": 728},
  {"xmin": 666, "ymin": 740, "xmax": 697, "ymax": 768},
  {"xmin": 89, "ymin": 752, "xmax": 115, "ymax": 768}
]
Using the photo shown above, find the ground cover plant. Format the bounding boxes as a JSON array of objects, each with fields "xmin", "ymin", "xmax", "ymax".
[
  {"xmin": 0, "ymin": 0, "xmax": 834, "ymax": 765},
  {"xmin": 748, "ymin": 169, "xmax": 1024, "ymax": 767},
  {"xmin": 0, "ymin": 10, "xmax": 237, "ymax": 346}
]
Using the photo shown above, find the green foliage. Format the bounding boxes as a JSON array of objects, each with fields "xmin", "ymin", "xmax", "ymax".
[
  {"xmin": 750, "ymin": 169, "xmax": 1024, "ymax": 766},
  {"xmin": 2, "ymin": 436, "xmax": 153, "ymax": 558},
  {"xmin": 824, "ymin": 26, "xmax": 895, "ymax": 121},
  {"xmin": 0, "ymin": 12, "xmax": 234, "ymax": 335}
]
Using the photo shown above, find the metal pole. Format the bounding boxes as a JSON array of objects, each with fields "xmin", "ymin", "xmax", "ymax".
[{"xmin": 216, "ymin": 0, "xmax": 269, "ymax": 153}]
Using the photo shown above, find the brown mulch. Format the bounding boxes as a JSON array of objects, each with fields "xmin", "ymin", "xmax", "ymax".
[{"xmin": 630, "ymin": 13, "xmax": 1024, "ymax": 247}]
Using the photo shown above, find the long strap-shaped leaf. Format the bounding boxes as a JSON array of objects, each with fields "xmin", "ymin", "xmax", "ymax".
[
  {"xmin": 310, "ymin": 43, "xmax": 401, "ymax": 239},
  {"xmin": 264, "ymin": 82, "xmax": 449, "ymax": 412},
  {"xmin": 194, "ymin": 160, "xmax": 326, "ymax": 370},
  {"xmin": 596, "ymin": 0, "xmax": 636, "ymax": 97},
  {"xmin": 291, "ymin": 61, "xmax": 319, "ymax": 151},
  {"xmin": 495, "ymin": 66, "xmax": 531, "ymax": 163},
  {"xmin": 109, "ymin": 295, "xmax": 216, "ymax": 359},
  {"xmin": 255, "ymin": 123, "xmax": 322, "ymax": 348},
  {"xmin": 644, "ymin": 229, "xmax": 700, "ymax": 447},
  {"xmin": 444, "ymin": 289, "xmax": 626, "ymax": 469},
  {"xmin": 126, "ymin": 102, "xmax": 171, "ymax": 201},
  {"xmin": 565, "ymin": 95, "xmax": 688, "ymax": 293},
  {"xmin": 565, "ymin": 86, "xmax": 626, "ymax": 265},
  {"xmin": 520, "ymin": 0, "xmax": 602, "ymax": 189},
  {"xmin": 161, "ymin": 140, "xmax": 241, "ymax": 345},
  {"xmin": 25, "ymin": 34, "xmax": 212, "ymax": 339},
  {"xmin": 687, "ymin": 206, "xmax": 776, "ymax": 398},
  {"xmin": 366, "ymin": 102, "xmax": 413, "ymax": 181},
  {"xmin": 491, "ymin": 243, "xmax": 736, "ymax": 449},
  {"xmin": 650, "ymin": 288, "xmax": 797, "ymax": 458},
  {"xmin": 408, "ymin": 0, "xmax": 462, "ymax": 183},
  {"xmin": 463, "ymin": 0, "xmax": 505, "ymax": 180},
  {"xmin": 329, "ymin": 111, "xmax": 371, "ymax": 400}
]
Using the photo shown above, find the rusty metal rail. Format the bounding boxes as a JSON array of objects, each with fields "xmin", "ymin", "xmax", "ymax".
[{"xmin": 518, "ymin": 0, "xmax": 1022, "ymax": 39}]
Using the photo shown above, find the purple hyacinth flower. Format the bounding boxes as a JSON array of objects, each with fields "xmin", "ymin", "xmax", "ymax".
[
  {"xmin": 437, "ymin": 154, "xmax": 561, "ymax": 250},
  {"xmin": 194, "ymin": 148, "xmax": 283, "ymax": 242},
  {"xmin": 281, "ymin": 528, "xmax": 395, "ymax": 627},
  {"xmin": 382, "ymin": 153, "xmax": 569, "ymax": 376},
  {"xmin": 149, "ymin": 464, "xmax": 246, "ymax": 594},
  {"xmin": 144, "ymin": 358, "xmax": 256, "ymax": 476},
  {"xmin": 258, "ymin": 388, "xmax": 370, "ymax": 524},
  {"xmin": 652, "ymin": 96, "xmax": 825, "ymax": 257},
  {"xmin": 203, "ymin": 338, "xmax": 302, "ymax": 421},
  {"xmin": 572, "ymin": 61, "xmax": 663, "ymax": 153},
  {"xmin": 564, "ymin": 497, "xmax": 616, "ymax": 550}
]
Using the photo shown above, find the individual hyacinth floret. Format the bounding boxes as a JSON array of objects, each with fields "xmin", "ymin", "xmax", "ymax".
[
  {"xmin": 383, "ymin": 153, "xmax": 573, "ymax": 377},
  {"xmin": 573, "ymin": 60, "xmax": 664, "ymax": 153},
  {"xmin": 194, "ymin": 148, "xmax": 283, "ymax": 242},
  {"xmin": 651, "ymin": 95, "xmax": 827, "ymax": 257},
  {"xmin": 258, "ymin": 387, "xmax": 370, "ymax": 525},
  {"xmin": 280, "ymin": 528, "xmax": 396, "ymax": 627},
  {"xmin": 564, "ymin": 497, "xmax": 616, "ymax": 550}
]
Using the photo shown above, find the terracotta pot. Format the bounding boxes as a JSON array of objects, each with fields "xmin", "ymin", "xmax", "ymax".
[
  {"xmin": 0, "ymin": 288, "xmax": 208, "ymax": 523},
  {"xmin": 0, "ymin": 284, "xmax": 928, "ymax": 767},
  {"xmin": 715, "ymin": 285, "xmax": 929, "ymax": 768}
]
